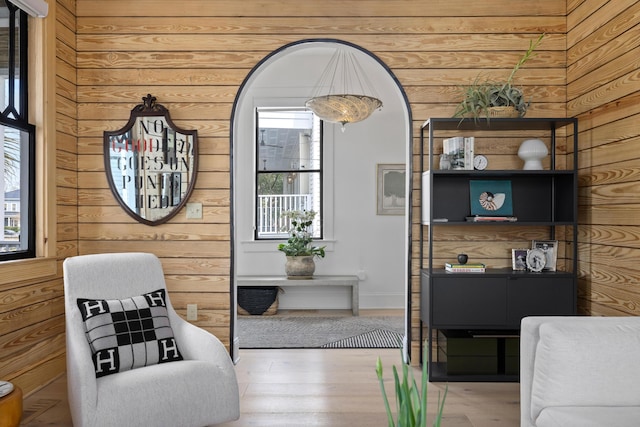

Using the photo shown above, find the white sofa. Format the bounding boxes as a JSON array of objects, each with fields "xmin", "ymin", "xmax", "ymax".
[{"xmin": 521, "ymin": 316, "xmax": 640, "ymax": 427}]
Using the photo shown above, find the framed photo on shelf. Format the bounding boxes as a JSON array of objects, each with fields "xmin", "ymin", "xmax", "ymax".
[
  {"xmin": 377, "ymin": 164, "xmax": 406, "ymax": 215},
  {"xmin": 469, "ymin": 180, "xmax": 513, "ymax": 216},
  {"xmin": 532, "ymin": 240, "xmax": 558, "ymax": 271},
  {"xmin": 512, "ymin": 248, "xmax": 528, "ymax": 271}
]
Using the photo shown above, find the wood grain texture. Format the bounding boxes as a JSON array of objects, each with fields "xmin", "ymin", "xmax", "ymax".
[
  {"xmin": 77, "ymin": 16, "xmax": 565, "ymax": 35},
  {"xmin": 579, "ymin": 225, "xmax": 640, "ymax": 248},
  {"xmin": 76, "ymin": 0, "xmax": 566, "ymax": 18},
  {"xmin": 2, "ymin": 1, "xmax": 73, "ymax": 396},
  {"xmin": 5, "ymin": 0, "xmax": 640, "ymax": 396},
  {"xmin": 24, "ymin": 347, "xmax": 522, "ymax": 427},
  {"xmin": 76, "ymin": 1, "xmax": 566, "ymax": 372},
  {"xmin": 568, "ymin": 0, "xmax": 640, "ymax": 317}
]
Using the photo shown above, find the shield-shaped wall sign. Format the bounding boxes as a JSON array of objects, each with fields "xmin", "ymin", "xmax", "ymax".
[{"xmin": 103, "ymin": 94, "xmax": 198, "ymax": 226}]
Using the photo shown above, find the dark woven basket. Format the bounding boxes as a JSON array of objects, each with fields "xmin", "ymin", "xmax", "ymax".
[{"xmin": 237, "ymin": 286, "xmax": 279, "ymax": 315}]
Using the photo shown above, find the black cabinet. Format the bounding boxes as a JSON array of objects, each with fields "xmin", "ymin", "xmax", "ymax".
[
  {"xmin": 419, "ymin": 118, "xmax": 578, "ymax": 381},
  {"xmin": 506, "ymin": 276, "xmax": 575, "ymax": 324},
  {"xmin": 423, "ymin": 272, "xmax": 575, "ymax": 328},
  {"xmin": 430, "ymin": 276, "xmax": 506, "ymax": 326}
]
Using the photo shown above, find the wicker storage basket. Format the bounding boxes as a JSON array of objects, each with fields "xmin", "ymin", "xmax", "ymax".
[
  {"xmin": 487, "ymin": 106, "xmax": 519, "ymax": 118},
  {"xmin": 237, "ymin": 286, "xmax": 279, "ymax": 315}
]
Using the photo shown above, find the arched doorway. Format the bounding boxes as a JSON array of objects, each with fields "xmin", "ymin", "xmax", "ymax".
[{"xmin": 230, "ymin": 39, "xmax": 413, "ymax": 361}]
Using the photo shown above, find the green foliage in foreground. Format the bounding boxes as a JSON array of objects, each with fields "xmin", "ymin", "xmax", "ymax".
[{"xmin": 376, "ymin": 343, "xmax": 448, "ymax": 427}]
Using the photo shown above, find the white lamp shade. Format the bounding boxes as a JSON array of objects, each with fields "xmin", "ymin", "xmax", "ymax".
[
  {"xmin": 306, "ymin": 48, "xmax": 382, "ymax": 129},
  {"xmin": 305, "ymin": 94, "xmax": 382, "ymax": 125},
  {"xmin": 518, "ymin": 139, "xmax": 548, "ymax": 170}
]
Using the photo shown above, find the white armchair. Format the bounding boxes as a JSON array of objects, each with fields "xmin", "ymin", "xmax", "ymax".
[{"xmin": 63, "ymin": 252, "xmax": 240, "ymax": 427}]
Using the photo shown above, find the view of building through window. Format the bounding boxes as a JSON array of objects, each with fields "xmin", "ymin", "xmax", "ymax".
[
  {"xmin": 255, "ymin": 108, "xmax": 322, "ymax": 240},
  {"xmin": 1, "ymin": 1, "xmax": 34, "ymax": 258},
  {"xmin": 2, "ymin": 126, "xmax": 22, "ymax": 246}
]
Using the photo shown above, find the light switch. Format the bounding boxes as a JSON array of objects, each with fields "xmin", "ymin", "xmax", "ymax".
[
  {"xmin": 186, "ymin": 304, "xmax": 198, "ymax": 321},
  {"xmin": 186, "ymin": 202, "xmax": 202, "ymax": 219}
]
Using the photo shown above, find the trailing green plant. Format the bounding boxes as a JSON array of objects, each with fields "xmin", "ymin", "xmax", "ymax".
[
  {"xmin": 277, "ymin": 210, "xmax": 326, "ymax": 258},
  {"xmin": 453, "ymin": 33, "xmax": 545, "ymax": 123},
  {"xmin": 376, "ymin": 342, "xmax": 448, "ymax": 427}
]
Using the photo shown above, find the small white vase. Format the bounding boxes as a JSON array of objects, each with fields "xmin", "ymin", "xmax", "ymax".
[
  {"xmin": 518, "ymin": 139, "xmax": 548, "ymax": 170},
  {"xmin": 285, "ymin": 256, "xmax": 315, "ymax": 279}
]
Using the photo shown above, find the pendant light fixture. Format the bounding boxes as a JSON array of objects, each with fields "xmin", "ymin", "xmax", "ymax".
[{"xmin": 305, "ymin": 48, "xmax": 383, "ymax": 131}]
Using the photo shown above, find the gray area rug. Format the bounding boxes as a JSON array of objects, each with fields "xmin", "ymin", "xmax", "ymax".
[{"xmin": 238, "ymin": 316, "xmax": 404, "ymax": 349}]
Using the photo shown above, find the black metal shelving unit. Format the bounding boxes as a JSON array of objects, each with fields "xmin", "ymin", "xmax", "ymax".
[{"xmin": 419, "ymin": 117, "xmax": 578, "ymax": 382}]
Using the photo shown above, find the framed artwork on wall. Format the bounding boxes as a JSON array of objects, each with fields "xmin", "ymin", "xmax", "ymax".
[{"xmin": 377, "ymin": 164, "xmax": 406, "ymax": 215}]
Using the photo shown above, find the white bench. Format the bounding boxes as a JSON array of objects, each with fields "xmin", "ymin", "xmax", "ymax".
[{"xmin": 236, "ymin": 275, "xmax": 359, "ymax": 316}]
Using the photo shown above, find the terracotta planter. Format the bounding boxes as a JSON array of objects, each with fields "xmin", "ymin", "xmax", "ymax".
[{"xmin": 285, "ymin": 256, "xmax": 315, "ymax": 279}]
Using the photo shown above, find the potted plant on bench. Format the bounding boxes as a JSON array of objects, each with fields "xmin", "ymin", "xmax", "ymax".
[{"xmin": 278, "ymin": 210, "xmax": 325, "ymax": 279}]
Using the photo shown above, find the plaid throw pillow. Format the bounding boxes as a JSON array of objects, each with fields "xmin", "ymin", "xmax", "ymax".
[{"xmin": 77, "ymin": 289, "xmax": 183, "ymax": 378}]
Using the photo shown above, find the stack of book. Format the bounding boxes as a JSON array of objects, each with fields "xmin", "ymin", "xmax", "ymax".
[{"xmin": 445, "ymin": 262, "xmax": 486, "ymax": 273}]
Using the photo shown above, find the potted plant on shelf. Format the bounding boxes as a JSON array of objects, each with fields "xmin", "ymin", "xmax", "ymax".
[
  {"xmin": 278, "ymin": 210, "xmax": 325, "ymax": 279},
  {"xmin": 453, "ymin": 33, "xmax": 545, "ymax": 122}
]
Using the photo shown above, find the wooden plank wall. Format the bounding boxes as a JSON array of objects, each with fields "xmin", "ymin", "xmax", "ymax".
[
  {"xmin": 73, "ymin": 0, "xmax": 568, "ymax": 362},
  {"xmin": 0, "ymin": 0, "xmax": 76, "ymax": 396},
  {"xmin": 3, "ymin": 0, "xmax": 638, "ymax": 394},
  {"xmin": 567, "ymin": 0, "xmax": 640, "ymax": 315}
]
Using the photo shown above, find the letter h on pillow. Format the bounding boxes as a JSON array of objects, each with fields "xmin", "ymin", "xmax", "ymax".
[{"xmin": 77, "ymin": 289, "xmax": 183, "ymax": 378}]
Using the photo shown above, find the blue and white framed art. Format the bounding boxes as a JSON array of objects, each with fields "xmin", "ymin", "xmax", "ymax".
[{"xmin": 469, "ymin": 180, "xmax": 513, "ymax": 216}]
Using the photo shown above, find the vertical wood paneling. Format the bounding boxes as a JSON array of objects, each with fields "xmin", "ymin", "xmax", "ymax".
[{"xmin": 568, "ymin": 0, "xmax": 640, "ymax": 316}]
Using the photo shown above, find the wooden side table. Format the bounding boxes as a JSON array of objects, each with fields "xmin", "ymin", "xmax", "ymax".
[{"xmin": 0, "ymin": 382, "xmax": 22, "ymax": 427}]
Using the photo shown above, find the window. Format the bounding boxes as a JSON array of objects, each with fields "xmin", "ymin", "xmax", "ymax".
[
  {"xmin": 255, "ymin": 108, "xmax": 322, "ymax": 240},
  {"xmin": 1, "ymin": 1, "xmax": 35, "ymax": 260}
]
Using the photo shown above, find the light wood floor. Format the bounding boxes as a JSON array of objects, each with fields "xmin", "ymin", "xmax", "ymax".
[
  {"xmin": 21, "ymin": 348, "xmax": 520, "ymax": 427},
  {"xmin": 20, "ymin": 310, "xmax": 520, "ymax": 426}
]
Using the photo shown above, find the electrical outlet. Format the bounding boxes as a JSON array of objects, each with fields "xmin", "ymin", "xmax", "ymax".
[
  {"xmin": 186, "ymin": 202, "xmax": 203, "ymax": 219},
  {"xmin": 186, "ymin": 304, "xmax": 198, "ymax": 321}
]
